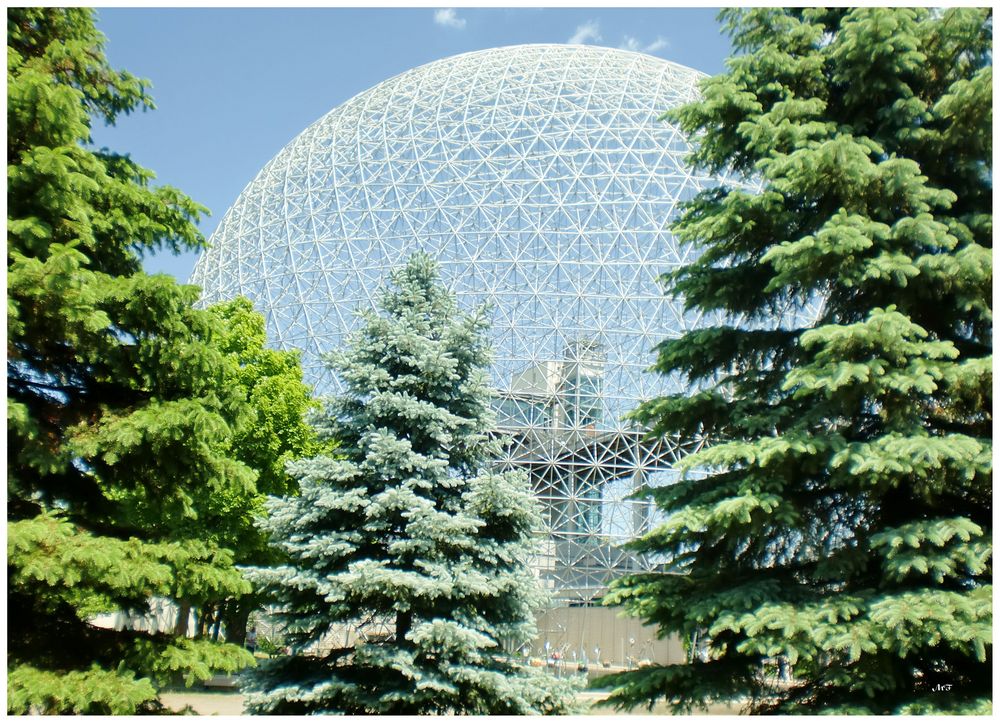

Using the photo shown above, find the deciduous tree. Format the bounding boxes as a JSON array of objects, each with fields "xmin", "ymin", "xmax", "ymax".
[{"xmin": 191, "ymin": 297, "xmax": 321, "ymax": 645}]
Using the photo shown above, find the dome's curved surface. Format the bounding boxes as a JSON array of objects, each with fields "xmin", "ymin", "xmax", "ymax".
[{"xmin": 192, "ymin": 44, "xmax": 729, "ymax": 600}]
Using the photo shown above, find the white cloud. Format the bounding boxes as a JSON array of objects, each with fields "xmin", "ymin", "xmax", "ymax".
[
  {"xmin": 644, "ymin": 36, "xmax": 669, "ymax": 53},
  {"xmin": 568, "ymin": 20, "xmax": 601, "ymax": 45},
  {"xmin": 433, "ymin": 9, "xmax": 466, "ymax": 30},
  {"xmin": 619, "ymin": 35, "xmax": 669, "ymax": 54},
  {"xmin": 620, "ymin": 35, "xmax": 642, "ymax": 52}
]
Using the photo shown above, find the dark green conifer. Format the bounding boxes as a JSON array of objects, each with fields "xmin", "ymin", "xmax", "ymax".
[
  {"xmin": 602, "ymin": 8, "xmax": 991, "ymax": 715},
  {"xmin": 7, "ymin": 9, "xmax": 256, "ymax": 713}
]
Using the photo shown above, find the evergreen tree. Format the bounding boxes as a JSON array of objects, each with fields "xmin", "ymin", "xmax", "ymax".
[
  {"xmin": 7, "ymin": 9, "xmax": 255, "ymax": 713},
  {"xmin": 243, "ymin": 253, "xmax": 578, "ymax": 714},
  {"xmin": 601, "ymin": 8, "xmax": 991, "ymax": 715}
]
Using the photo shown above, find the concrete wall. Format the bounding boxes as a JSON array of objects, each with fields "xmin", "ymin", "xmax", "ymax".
[{"xmin": 531, "ymin": 606, "xmax": 686, "ymax": 668}]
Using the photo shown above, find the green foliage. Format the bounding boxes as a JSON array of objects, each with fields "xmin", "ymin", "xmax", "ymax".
[
  {"xmin": 129, "ymin": 636, "xmax": 254, "ymax": 687},
  {"xmin": 8, "ymin": 513, "xmax": 250, "ymax": 616},
  {"xmin": 255, "ymin": 632, "xmax": 286, "ymax": 658},
  {"xmin": 601, "ymin": 8, "xmax": 991, "ymax": 715},
  {"xmin": 243, "ymin": 253, "xmax": 580, "ymax": 714},
  {"xmin": 7, "ymin": 8, "xmax": 256, "ymax": 713},
  {"xmin": 188, "ymin": 297, "xmax": 321, "ymax": 644},
  {"xmin": 7, "ymin": 665, "xmax": 159, "ymax": 716},
  {"xmin": 207, "ymin": 296, "xmax": 321, "ymax": 502}
]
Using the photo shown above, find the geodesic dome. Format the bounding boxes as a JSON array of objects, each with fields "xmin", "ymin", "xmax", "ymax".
[{"xmin": 191, "ymin": 44, "xmax": 734, "ymax": 601}]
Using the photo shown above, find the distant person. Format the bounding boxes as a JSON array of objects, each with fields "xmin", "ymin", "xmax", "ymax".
[{"xmin": 246, "ymin": 626, "xmax": 257, "ymax": 653}]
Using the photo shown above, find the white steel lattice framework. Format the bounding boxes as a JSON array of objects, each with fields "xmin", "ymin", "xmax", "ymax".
[{"xmin": 192, "ymin": 44, "xmax": 741, "ymax": 603}]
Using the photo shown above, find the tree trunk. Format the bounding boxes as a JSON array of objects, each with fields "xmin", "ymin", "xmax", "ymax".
[
  {"xmin": 395, "ymin": 610, "xmax": 412, "ymax": 644},
  {"xmin": 211, "ymin": 601, "xmax": 224, "ymax": 642},
  {"xmin": 222, "ymin": 597, "xmax": 254, "ymax": 646},
  {"xmin": 174, "ymin": 601, "xmax": 192, "ymax": 637},
  {"xmin": 196, "ymin": 603, "xmax": 213, "ymax": 639}
]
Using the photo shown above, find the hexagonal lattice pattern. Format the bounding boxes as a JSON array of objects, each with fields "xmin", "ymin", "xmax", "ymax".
[{"xmin": 192, "ymin": 44, "xmax": 741, "ymax": 602}]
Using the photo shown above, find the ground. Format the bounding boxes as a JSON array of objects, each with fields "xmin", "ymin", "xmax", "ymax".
[
  {"xmin": 159, "ymin": 689, "xmax": 743, "ymax": 715},
  {"xmin": 159, "ymin": 691, "xmax": 243, "ymax": 716}
]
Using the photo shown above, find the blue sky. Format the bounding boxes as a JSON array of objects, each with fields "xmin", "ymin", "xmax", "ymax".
[{"xmin": 92, "ymin": 7, "xmax": 732, "ymax": 282}]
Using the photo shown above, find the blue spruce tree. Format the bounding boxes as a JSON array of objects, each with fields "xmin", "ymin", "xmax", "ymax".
[{"xmin": 242, "ymin": 253, "xmax": 577, "ymax": 714}]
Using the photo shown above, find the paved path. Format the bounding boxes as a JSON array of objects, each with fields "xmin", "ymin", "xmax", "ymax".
[{"xmin": 160, "ymin": 691, "xmax": 245, "ymax": 716}]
